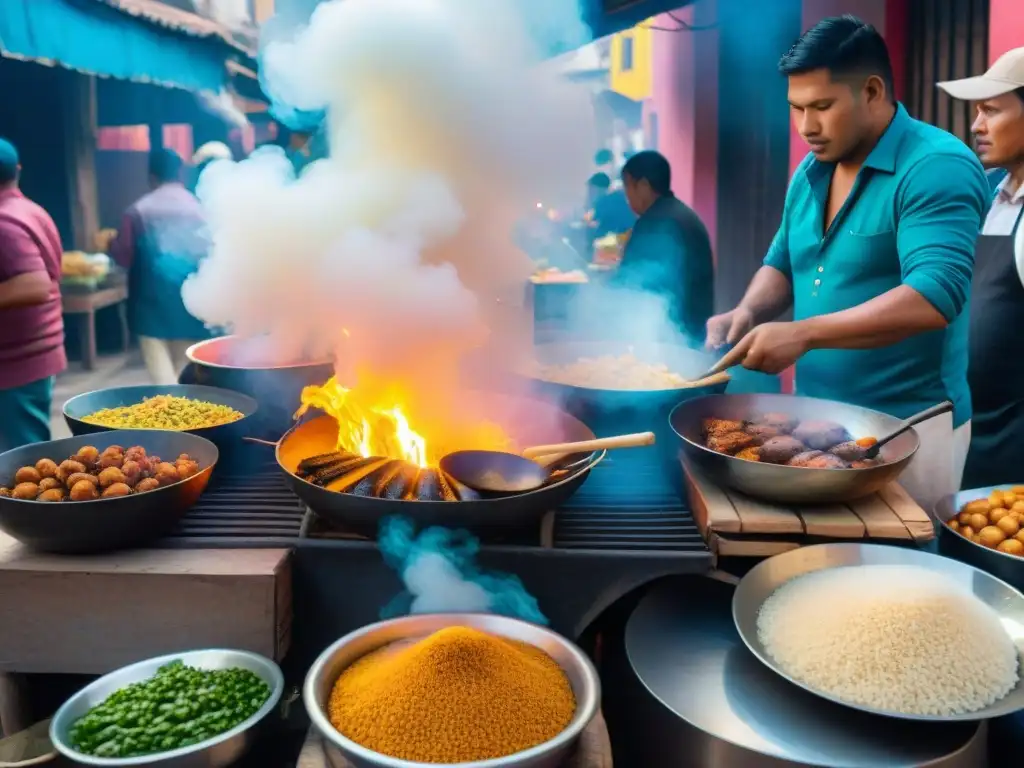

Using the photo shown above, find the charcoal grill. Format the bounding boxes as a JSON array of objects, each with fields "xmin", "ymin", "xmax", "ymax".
[{"xmin": 151, "ymin": 429, "xmax": 711, "ymax": 675}]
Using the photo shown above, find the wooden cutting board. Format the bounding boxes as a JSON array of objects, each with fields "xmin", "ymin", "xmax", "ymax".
[
  {"xmin": 684, "ymin": 462, "xmax": 935, "ymax": 559},
  {"xmin": 298, "ymin": 711, "xmax": 612, "ymax": 768}
]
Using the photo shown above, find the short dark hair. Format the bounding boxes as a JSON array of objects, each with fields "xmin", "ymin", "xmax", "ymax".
[
  {"xmin": 778, "ymin": 15, "xmax": 895, "ymax": 103},
  {"xmin": 0, "ymin": 138, "xmax": 19, "ymax": 185},
  {"xmin": 587, "ymin": 172, "xmax": 611, "ymax": 190},
  {"xmin": 1015, "ymin": 86, "xmax": 1024, "ymax": 106},
  {"xmin": 148, "ymin": 148, "xmax": 184, "ymax": 183},
  {"xmin": 621, "ymin": 150, "xmax": 672, "ymax": 196}
]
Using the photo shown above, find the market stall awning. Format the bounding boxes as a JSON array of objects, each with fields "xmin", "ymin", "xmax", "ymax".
[{"xmin": 0, "ymin": 0, "xmax": 242, "ymax": 92}]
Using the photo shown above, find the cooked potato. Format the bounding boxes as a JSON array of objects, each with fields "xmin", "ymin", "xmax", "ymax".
[
  {"xmin": 66, "ymin": 472, "xmax": 98, "ymax": 489},
  {"xmin": 175, "ymin": 460, "xmax": 200, "ymax": 480},
  {"xmin": 969, "ymin": 513, "xmax": 989, "ymax": 531},
  {"xmin": 979, "ymin": 526, "xmax": 1008, "ymax": 548},
  {"xmin": 38, "ymin": 477, "xmax": 61, "ymax": 492},
  {"xmin": 998, "ymin": 515, "xmax": 1021, "ymax": 537},
  {"xmin": 998, "ymin": 538, "xmax": 1024, "ymax": 556},
  {"xmin": 97, "ymin": 451, "xmax": 124, "ymax": 470},
  {"xmin": 0, "ymin": 488, "xmax": 9, "ymax": 498},
  {"xmin": 961, "ymin": 525, "xmax": 976, "ymax": 539},
  {"xmin": 14, "ymin": 466, "xmax": 41, "ymax": 484},
  {"xmin": 120, "ymin": 460, "xmax": 142, "ymax": 486},
  {"xmin": 124, "ymin": 446, "xmax": 147, "ymax": 463},
  {"xmin": 34, "ymin": 458, "xmax": 58, "ymax": 479},
  {"xmin": 97, "ymin": 467, "xmax": 126, "ymax": 488},
  {"xmin": 69, "ymin": 480, "xmax": 99, "ymax": 501},
  {"xmin": 964, "ymin": 499, "xmax": 991, "ymax": 515},
  {"xmin": 154, "ymin": 462, "xmax": 180, "ymax": 486},
  {"xmin": 37, "ymin": 489, "xmax": 64, "ymax": 502},
  {"xmin": 101, "ymin": 483, "xmax": 132, "ymax": 498},
  {"xmin": 11, "ymin": 482, "xmax": 39, "ymax": 500},
  {"xmin": 56, "ymin": 460, "xmax": 86, "ymax": 483},
  {"xmin": 133, "ymin": 477, "xmax": 160, "ymax": 493},
  {"xmin": 71, "ymin": 445, "xmax": 99, "ymax": 469}
]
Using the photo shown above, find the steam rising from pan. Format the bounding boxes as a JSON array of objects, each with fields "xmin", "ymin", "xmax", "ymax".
[{"xmin": 183, "ymin": 0, "xmax": 597, "ymax": 404}]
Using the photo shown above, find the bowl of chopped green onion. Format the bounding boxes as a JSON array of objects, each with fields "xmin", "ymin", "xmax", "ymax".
[
  {"xmin": 50, "ymin": 649, "xmax": 283, "ymax": 766},
  {"xmin": 63, "ymin": 385, "xmax": 258, "ymax": 456}
]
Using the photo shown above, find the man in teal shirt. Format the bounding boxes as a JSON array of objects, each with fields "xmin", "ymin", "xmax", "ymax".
[{"xmin": 706, "ymin": 16, "xmax": 988, "ymax": 510}]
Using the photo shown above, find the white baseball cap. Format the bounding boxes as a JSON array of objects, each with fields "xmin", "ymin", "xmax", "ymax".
[{"xmin": 938, "ymin": 47, "xmax": 1024, "ymax": 101}]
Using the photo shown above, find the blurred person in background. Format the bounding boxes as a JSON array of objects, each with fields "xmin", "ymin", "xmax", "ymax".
[
  {"xmin": 190, "ymin": 141, "xmax": 233, "ymax": 194},
  {"xmin": 939, "ymin": 48, "xmax": 1024, "ymax": 489},
  {"xmin": 0, "ymin": 138, "xmax": 66, "ymax": 450},
  {"xmin": 587, "ymin": 172, "xmax": 636, "ymax": 243},
  {"xmin": 617, "ymin": 150, "xmax": 714, "ymax": 343},
  {"xmin": 110, "ymin": 148, "xmax": 212, "ymax": 385},
  {"xmin": 705, "ymin": 16, "xmax": 987, "ymax": 510}
]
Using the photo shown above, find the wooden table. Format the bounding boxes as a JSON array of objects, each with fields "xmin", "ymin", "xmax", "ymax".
[
  {"xmin": 61, "ymin": 285, "xmax": 129, "ymax": 370},
  {"xmin": 685, "ymin": 462, "xmax": 935, "ymax": 559},
  {"xmin": 0, "ymin": 533, "xmax": 292, "ymax": 736}
]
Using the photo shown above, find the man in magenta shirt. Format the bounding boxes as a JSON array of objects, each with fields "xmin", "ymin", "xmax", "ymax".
[{"xmin": 0, "ymin": 138, "xmax": 67, "ymax": 450}]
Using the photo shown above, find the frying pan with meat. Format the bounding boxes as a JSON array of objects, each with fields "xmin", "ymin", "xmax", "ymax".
[{"xmin": 671, "ymin": 393, "xmax": 931, "ymax": 504}]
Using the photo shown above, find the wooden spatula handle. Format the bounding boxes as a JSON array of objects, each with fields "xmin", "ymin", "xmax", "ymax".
[{"xmin": 522, "ymin": 432, "xmax": 655, "ymax": 460}]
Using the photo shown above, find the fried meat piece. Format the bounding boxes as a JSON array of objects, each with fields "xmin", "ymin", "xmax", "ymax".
[
  {"xmin": 703, "ymin": 418, "xmax": 746, "ymax": 438},
  {"xmin": 735, "ymin": 446, "xmax": 761, "ymax": 462},
  {"xmin": 745, "ymin": 423, "xmax": 782, "ymax": 440},
  {"xmin": 791, "ymin": 420, "xmax": 851, "ymax": 451},
  {"xmin": 850, "ymin": 458, "xmax": 881, "ymax": 469},
  {"xmin": 758, "ymin": 436, "xmax": 807, "ymax": 464},
  {"xmin": 829, "ymin": 440, "xmax": 866, "ymax": 462},
  {"xmin": 787, "ymin": 450, "xmax": 848, "ymax": 469},
  {"xmin": 757, "ymin": 412, "xmax": 799, "ymax": 434},
  {"xmin": 707, "ymin": 430, "xmax": 759, "ymax": 455}
]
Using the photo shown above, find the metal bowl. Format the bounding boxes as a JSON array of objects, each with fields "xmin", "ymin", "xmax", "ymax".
[
  {"xmin": 732, "ymin": 543, "xmax": 1024, "ymax": 722},
  {"xmin": 50, "ymin": 648, "xmax": 284, "ymax": 768},
  {"xmin": 63, "ymin": 384, "xmax": 258, "ymax": 455},
  {"xmin": 937, "ymin": 486, "xmax": 1024, "ymax": 593},
  {"xmin": 670, "ymin": 393, "xmax": 918, "ymax": 504},
  {"xmin": 524, "ymin": 341, "xmax": 729, "ymax": 423},
  {"xmin": 0, "ymin": 430, "xmax": 217, "ymax": 553},
  {"xmin": 304, "ymin": 613, "xmax": 601, "ymax": 768},
  {"xmin": 183, "ymin": 335, "xmax": 334, "ymax": 436}
]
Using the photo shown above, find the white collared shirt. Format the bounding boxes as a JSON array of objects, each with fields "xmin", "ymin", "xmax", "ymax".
[{"xmin": 985, "ymin": 175, "xmax": 1024, "ymax": 286}]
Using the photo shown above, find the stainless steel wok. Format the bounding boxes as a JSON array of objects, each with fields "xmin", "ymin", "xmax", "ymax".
[
  {"xmin": 670, "ymin": 393, "xmax": 919, "ymax": 504},
  {"xmin": 523, "ymin": 341, "xmax": 730, "ymax": 420}
]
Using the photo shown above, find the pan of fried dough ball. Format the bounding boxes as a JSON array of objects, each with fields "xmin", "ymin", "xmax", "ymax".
[
  {"xmin": 0, "ymin": 430, "xmax": 217, "ymax": 554},
  {"xmin": 937, "ymin": 486, "xmax": 1024, "ymax": 592}
]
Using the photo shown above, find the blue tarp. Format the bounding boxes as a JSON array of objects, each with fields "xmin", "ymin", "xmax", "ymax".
[{"xmin": 0, "ymin": 0, "xmax": 229, "ymax": 92}]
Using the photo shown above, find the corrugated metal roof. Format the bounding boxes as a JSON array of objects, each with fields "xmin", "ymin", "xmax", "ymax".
[{"xmin": 94, "ymin": 0, "xmax": 246, "ymax": 50}]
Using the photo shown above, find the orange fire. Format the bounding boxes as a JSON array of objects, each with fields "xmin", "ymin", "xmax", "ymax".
[{"xmin": 296, "ymin": 375, "xmax": 511, "ymax": 467}]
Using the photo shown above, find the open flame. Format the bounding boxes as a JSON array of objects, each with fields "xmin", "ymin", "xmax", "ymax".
[{"xmin": 296, "ymin": 375, "xmax": 511, "ymax": 467}]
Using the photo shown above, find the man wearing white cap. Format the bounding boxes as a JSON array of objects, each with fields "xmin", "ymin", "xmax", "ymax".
[{"xmin": 939, "ymin": 48, "xmax": 1024, "ymax": 488}]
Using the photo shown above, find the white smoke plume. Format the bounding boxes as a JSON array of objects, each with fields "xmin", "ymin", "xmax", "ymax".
[{"xmin": 183, "ymin": 0, "xmax": 596, "ymax": 407}]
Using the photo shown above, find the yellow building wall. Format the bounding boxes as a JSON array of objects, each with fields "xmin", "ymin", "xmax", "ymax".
[{"xmin": 609, "ymin": 20, "xmax": 654, "ymax": 102}]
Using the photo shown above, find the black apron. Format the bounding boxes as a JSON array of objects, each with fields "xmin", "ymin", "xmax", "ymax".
[{"xmin": 962, "ymin": 203, "xmax": 1024, "ymax": 489}]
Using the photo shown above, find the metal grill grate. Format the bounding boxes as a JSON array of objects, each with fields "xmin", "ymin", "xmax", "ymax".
[
  {"xmin": 158, "ymin": 461, "xmax": 306, "ymax": 548},
  {"xmin": 159, "ymin": 450, "xmax": 707, "ymax": 557},
  {"xmin": 553, "ymin": 449, "xmax": 706, "ymax": 552}
]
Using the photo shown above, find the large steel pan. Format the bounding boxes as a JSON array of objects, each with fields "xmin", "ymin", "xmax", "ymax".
[
  {"xmin": 523, "ymin": 341, "xmax": 729, "ymax": 423},
  {"xmin": 937, "ymin": 486, "xmax": 1024, "ymax": 593},
  {"xmin": 269, "ymin": 391, "xmax": 605, "ymax": 533},
  {"xmin": 183, "ymin": 335, "xmax": 334, "ymax": 436},
  {"xmin": 671, "ymin": 393, "xmax": 919, "ymax": 504}
]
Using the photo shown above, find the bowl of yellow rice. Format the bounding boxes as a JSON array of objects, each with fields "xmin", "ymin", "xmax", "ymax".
[{"xmin": 63, "ymin": 385, "xmax": 258, "ymax": 453}]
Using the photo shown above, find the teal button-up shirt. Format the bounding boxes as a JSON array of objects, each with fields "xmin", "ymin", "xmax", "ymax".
[{"xmin": 764, "ymin": 104, "xmax": 988, "ymax": 427}]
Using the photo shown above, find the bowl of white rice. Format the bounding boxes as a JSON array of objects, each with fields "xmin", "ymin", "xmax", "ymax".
[{"xmin": 733, "ymin": 543, "xmax": 1024, "ymax": 721}]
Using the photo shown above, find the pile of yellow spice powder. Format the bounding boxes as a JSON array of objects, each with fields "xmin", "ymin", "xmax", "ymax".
[
  {"xmin": 327, "ymin": 626, "xmax": 576, "ymax": 763},
  {"xmin": 82, "ymin": 395, "xmax": 244, "ymax": 431}
]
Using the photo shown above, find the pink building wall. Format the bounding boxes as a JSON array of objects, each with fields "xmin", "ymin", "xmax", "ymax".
[
  {"xmin": 990, "ymin": 0, "xmax": 1024, "ymax": 63},
  {"xmin": 643, "ymin": 1, "xmax": 719, "ymax": 256}
]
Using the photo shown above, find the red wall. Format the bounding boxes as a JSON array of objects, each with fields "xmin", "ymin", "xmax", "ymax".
[{"xmin": 990, "ymin": 0, "xmax": 1024, "ymax": 63}]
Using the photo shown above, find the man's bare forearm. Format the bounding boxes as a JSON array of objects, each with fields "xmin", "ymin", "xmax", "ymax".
[
  {"xmin": 797, "ymin": 285, "xmax": 947, "ymax": 351},
  {"xmin": 0, "ymin": 271, "xmax": 53, "ymax": 309},
  {"xmin": 737, "ymin": 266, "xmax": 793, "ymax": 324}
]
